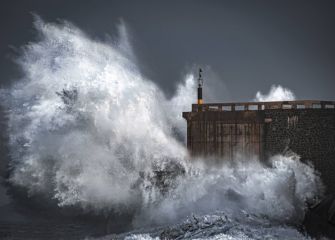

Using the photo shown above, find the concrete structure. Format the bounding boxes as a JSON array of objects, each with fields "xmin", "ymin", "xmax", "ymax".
[{"xmin": 183, "ymin": 100, "xmax": 335, "ymax": 192}]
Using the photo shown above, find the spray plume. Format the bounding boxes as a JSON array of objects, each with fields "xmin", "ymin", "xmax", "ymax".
[{"xmin": 255, "ymin": 85, "xmax": 296, "ymax": 102}]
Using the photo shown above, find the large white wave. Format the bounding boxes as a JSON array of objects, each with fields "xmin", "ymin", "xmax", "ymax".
[
  {"xmin": 1, "ymin": 18, "xmax": 323, "ymax": 232},
  {"xmin": 2, "ymin": 17, "xmax": 189, "ymax": 210},
  {"xmin": 134, "ymin": 154, "xmax": 322, "ymax": 227},
  {"xmin": 254, "ymin": 85, "xmax": 296, "ymax": 102}
]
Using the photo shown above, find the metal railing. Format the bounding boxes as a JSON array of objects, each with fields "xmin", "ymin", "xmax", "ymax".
[{"xmin": 192, "ymin": 100, "xmax": 335, "ymax": 112}]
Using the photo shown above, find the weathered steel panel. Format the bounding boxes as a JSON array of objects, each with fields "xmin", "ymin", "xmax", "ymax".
[{"xmin": 184, "ymin": 111, "xmax": 264, "ymax": 160}]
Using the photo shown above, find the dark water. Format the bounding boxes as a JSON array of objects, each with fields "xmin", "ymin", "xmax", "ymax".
[{"xmin": 0, "ymin": 221, "xmax": 105, "ymax": 240}]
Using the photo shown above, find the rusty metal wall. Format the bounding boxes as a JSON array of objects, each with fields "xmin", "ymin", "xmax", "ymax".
[{"xmin": 183, "ymin": 111, "xmax": 265, "ymax": 160}]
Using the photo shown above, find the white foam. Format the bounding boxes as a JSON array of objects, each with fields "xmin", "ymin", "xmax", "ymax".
[{"xmin": 254, "ymin": 85, "xmax": 296, "ymax": 102}]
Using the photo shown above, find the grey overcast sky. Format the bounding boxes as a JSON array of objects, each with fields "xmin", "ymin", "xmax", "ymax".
[{"xmin": 0, "ymin": 0, "xmax": 334, "ymax": 101}]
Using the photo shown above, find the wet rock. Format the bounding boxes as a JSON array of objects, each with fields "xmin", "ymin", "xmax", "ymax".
[{"xmin": 303, "ymin": 195, "xmax": 335, "ymax": 238}]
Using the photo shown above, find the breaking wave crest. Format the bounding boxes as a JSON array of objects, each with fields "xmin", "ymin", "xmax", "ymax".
[
  {"xmin": 3, "ymin": 17, "xmax": 191, "ymax": 210},
  {"xmin": 135, "ymin": 155, "xmax": 322, "ymax": 227},
  {"xmin": 1, "ymin": 18, "xmax": 323, "ymax": 237},
  {"xmin": 254, "ymin": 85, "xmax": 296, "ymax": 102}
]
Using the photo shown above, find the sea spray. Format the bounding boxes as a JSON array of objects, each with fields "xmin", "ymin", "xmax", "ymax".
[
  {"xmin": 134, "ymin": 154, "xmax": 323, "ymax": 227},
  {"xmin": 0, "ymin": 18, "xmax": 323, "ymax": 237},
  {"xmin": 2, "ymin": 17, "xmax": 188, "ymax": 210},
  {"xmin": 254, "ymin": 85, "xmax": 296, "ymax": 102}
]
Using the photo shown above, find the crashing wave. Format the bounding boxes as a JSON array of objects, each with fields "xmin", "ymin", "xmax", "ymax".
[
  {"xmin": 94, "ymin": 212, "xmax": 311, "ymax": 240},
  {"xmin": 0, "ymin": 17, "xmax": 324, "ymax": 238}
]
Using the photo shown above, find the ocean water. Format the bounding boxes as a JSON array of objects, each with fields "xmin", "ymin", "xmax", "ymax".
[
  {"xmin": 0, "ymin": 221, "xmax": 102, "ymax": 240},
  {"xmin": 0, "ymin": 17, "xmax": 324, "ymax": 239}
]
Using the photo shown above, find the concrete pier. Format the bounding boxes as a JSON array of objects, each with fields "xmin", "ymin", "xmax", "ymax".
[{"xmin": 183, "ymin": 100, "xmax": 335, "ymax": 192}]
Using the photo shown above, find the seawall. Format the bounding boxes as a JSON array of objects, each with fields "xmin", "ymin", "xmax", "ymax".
[{"xmin": 183, "ymin": 100, "xmax": 335, "ymax": 193}]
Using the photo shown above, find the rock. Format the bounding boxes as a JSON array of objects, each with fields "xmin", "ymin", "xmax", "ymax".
[{"xmin": 303, "ymin": 195, "xmax": 335, "ymax": 238}]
